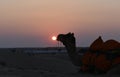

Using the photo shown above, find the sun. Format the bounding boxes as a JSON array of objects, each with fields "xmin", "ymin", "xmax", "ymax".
[{"xmin": 52, "ymin": 36, "xmax": 57, "ymax": 41}]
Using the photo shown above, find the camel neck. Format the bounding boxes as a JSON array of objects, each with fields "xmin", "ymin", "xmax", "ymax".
[
  {"xmin": 65, "ymin": 42, "xmax": 77, "ymax": 55},
  {"xmin": 64, "ymin": 41, "xmax": 81, "ymax": 66}
]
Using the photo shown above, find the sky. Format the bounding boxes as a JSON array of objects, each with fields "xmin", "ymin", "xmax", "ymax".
[{"xmin": 0, "ymin": 0, "xmax": 120, "ymax": 48}]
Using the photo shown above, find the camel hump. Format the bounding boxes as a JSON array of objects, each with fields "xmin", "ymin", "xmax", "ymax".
[
  {"xmin": 102, "ymin": 40, "xmax": 120, "ymax": 51},
  {"xmin": 90, "ymin": 36, "xmax": 104, "ymax": 51}
]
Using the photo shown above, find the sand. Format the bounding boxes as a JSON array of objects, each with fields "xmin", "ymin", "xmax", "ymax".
[{"xmin": 0, "ymin": 50, "xmax": 120, "ymax": 77}]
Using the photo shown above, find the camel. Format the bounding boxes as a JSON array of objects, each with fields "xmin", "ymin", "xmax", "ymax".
[
  {"xmin": 57, "ymin": 32, "xmax": 120, "ymax": 73},
  {"xmin": 89, "ymin": 36, "xmax": 120, "ymax": 51}
]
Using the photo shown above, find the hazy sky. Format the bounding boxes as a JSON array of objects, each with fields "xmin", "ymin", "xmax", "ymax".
[{"xmin": 0, "ymin": 0, "xmax": 120, "ymax": 48}]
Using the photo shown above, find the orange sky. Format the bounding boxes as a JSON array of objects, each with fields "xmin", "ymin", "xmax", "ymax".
[{"xmin": 0, "ymin": 0, "xmax": 120, "ymax": 47}]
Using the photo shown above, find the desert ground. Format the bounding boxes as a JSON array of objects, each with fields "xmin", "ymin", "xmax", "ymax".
[{"xmin": 0, "ymin": 48, "xmax": 120, "ymax": 77}]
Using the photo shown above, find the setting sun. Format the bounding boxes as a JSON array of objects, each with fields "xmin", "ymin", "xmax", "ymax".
[{"xmin": 52, "ymin": 36, "xmax": 57, "ymax": 41}]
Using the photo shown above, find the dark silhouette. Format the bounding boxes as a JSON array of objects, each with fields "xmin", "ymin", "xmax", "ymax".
[
  {"xmin": 90, "ymin": 36, "xmax": 120, "ymax": 51},
  {"xmin": 57, "ymin": 32, "xmax": 120, "ymax": 74},
  {"xmin": 89, "ymin": 36, "xmax": 104, "ymax": 51}
]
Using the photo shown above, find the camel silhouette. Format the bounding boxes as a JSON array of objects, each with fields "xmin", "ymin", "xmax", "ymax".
[
  {"xmin": 90, "ymin": 36, "xmax": 120, "ymax": 51},
  {"xmin": 57, "ymin": 32, "xmax": 120, "ymax": 73}
]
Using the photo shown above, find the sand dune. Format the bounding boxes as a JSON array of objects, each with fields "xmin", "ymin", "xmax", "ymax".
[{"xmin": 0, "ymin": 50, "xmax": 120, "ymax": 77}]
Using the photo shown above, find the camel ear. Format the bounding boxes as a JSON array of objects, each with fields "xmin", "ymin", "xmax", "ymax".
[
  {"xmin": 71, "ymin": 33, "xmax": 74, "ymax": 36},
  {"xmin": 68, "ymin": 32, "xmax": 74, "ymax": 36}
]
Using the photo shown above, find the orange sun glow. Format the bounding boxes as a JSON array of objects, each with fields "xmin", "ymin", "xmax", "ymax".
[{"xmin": 52, "ymin": 36, "xmax": 57, "ymax": 41}]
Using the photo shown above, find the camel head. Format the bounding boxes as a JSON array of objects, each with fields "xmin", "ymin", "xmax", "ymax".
[{"xmin": 57, "ymin": 32, "xmax": 75, "ymax": 46}]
